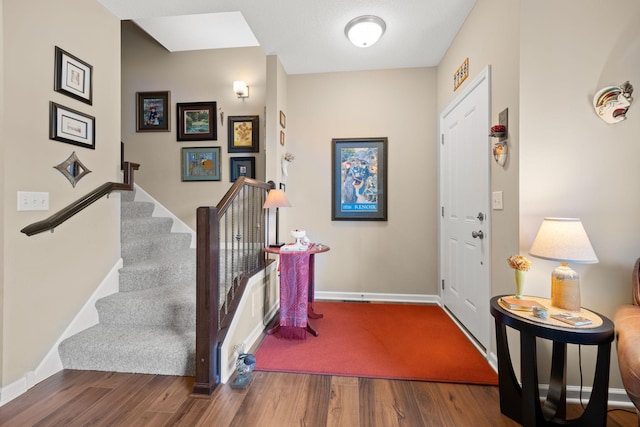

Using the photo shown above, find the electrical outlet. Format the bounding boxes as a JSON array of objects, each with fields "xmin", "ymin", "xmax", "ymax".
[
  {"xmin": 492, "ymin": 191, "xmax": 504, "ymax": 210},
  {"xmin": 17, "ymin": 191, "xmax": 50, "ymax": 211}
]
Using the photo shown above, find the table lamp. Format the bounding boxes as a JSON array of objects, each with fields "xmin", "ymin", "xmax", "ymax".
[
  {"xmin": 529, "ymin": 218, "xmax": 598, "ymax": 311},
  {"xmin": 263, "ymin": 189, "xmax": 291, "ymax": 248}
]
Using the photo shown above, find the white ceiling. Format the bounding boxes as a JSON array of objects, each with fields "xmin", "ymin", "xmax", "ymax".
[{"xmin": 97, "ymin": 0, "xmax": 476, "ymax": 75}]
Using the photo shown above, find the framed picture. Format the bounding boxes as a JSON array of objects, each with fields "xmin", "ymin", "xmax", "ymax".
[
  {"xmin": 230, "ymin": 157, "xmax": 256, "ymax": 182},
  {"xmin": 280, "ymin": 130, "xmax": 285, "ymax": 146},
  {"xmin": 279, "ymin": 110, "xmax": 286, "ymax": 128},
  {"xmin": 332, "ymin": 137, "xmax": 388, "ymax": 221},
  {"xmin": 181, "ymin": 147, "xmax": 221, "ymax": 181},
  {"xmin": 49, "ymin": 101, "xmax": 96, "ymax": 149},
  {"xmin": 136, "ymin": 91, "xmax": 170, "ymax": 132},
  {"xmin": 228, "ymin": 115, "xmax": 259, "ymax": 153},
  {"xmin": 176, "ymin": 101, "xmax": 217, "ymax": 141},
  {"xmin": 54, "ymin": 46, "xmax": 93, "ymax": 105}
]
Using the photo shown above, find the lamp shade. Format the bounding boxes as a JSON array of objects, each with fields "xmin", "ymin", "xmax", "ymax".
[
  {"xmin": 529, "ymin": 218, "xmax": 598, "ymax": 264},
  {"xmin": 263, "ymin": 189, "xmax": 291, "ymax": 209}
]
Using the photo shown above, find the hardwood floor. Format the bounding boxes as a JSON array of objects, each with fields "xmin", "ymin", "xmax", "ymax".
[{"xmin": 0, "ymin": 370, "xmax": 635, "ymax": 426}]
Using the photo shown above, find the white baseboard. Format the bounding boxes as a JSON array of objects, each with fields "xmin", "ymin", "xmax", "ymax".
[
  {"xmin": 133, "ymin": 183, "xmax": 196, "ymax": 248},
  {"xmin": 315, "ymin": 291, "xmax": 439, "ymax": 304},
  {"xmin": 0, "ymin": 259, "xmax": 122, "ymax": 407}
]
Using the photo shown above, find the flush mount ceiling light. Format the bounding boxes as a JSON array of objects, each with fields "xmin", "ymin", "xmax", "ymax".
[{"xmin": 344, "ymin": 15, "xmax": 386, "ymax": 48}]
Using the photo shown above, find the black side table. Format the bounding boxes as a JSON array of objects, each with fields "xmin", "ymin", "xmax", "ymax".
[{"xmin": 490, "ymin": 295, "xmax": 614, "ymax": 427}]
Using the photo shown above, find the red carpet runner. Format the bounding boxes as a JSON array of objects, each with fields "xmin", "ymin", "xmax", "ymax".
[{"xmin": 255, "ymin": 302, "xmax": 498, "ymax": 385}]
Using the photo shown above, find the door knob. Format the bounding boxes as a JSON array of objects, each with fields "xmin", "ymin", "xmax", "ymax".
[
  {"xmin": 477, "ymin": 212, "xmax": 484, "ymax": 221},
  {"xmin": 472, "ymin": 230, "xmax": 484, "ymax": 239}
]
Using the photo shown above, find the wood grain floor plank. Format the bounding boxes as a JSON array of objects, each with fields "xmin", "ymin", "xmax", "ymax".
[
  {"xmin": 61, "ymin": 372, "xmax": 156, "ymax": 426},
  {"xmin": 228, "ymin": 372, "xmax": 310, "ymax": 426},
  {"xmin": 193, "ymin": 383, "xmax": 249, "ymax": 427},
  {"xmin": 359, "ymin": 378, "xmax": 420, "ymax": 427},
  {"xmin": 31, "ymin": 386, "xmax": 112, "ymax": 427},
  {"xmin": 327, "ymin": 376, "xmax": 360, "ymax": 427}
]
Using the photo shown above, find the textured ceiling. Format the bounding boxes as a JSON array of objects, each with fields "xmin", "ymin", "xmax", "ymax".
[{"xmin": 97, "ymin": 0, "xmax": 476, "ymax": 75}]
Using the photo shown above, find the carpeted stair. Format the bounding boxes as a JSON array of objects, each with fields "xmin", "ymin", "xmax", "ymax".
[{"xmin": 58, "ymin": 190, "xmax": 196, "ymax": 376}]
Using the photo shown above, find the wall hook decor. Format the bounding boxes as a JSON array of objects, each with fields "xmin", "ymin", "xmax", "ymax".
[
  {"xmin": 490, "ymin": 108, "xmax": 509, "ymax": 166},
  {"xmin": 593, "ymin": 81, "xmax": 633, "ymax": 124}
]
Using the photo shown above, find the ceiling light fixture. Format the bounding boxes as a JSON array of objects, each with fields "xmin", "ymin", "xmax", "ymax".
[{"xmin": 344, "ymin": 15, "xmax": 386, "ymax": 48}]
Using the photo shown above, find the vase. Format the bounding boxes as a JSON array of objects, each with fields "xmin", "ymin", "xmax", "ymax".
[{"xmin": 514, "ymin": 270, "xmax": 525, "ymax": 299}]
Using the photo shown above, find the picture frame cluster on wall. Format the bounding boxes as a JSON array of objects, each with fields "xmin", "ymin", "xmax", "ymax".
[
  {"xmin": 50, "ymin": 46, "xmax": 96, "ymax": 151},
  {"xmin": 331, "ymin": 137, "xmax": 388, "ymax": 221},
  {"xmin": 134, "ymin": 91, "xmax": 261, "ymax": 181}
]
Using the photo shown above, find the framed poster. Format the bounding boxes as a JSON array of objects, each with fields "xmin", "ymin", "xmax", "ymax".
[
  {"xmin": 49, "ymin": 101, "xmax": 95, "ymax": 149},
  {"xmin": 54, "ymin": 46, "xmax": 93, "ymax": 105},
  {"xmin": 227, "ymin": 115, "xmax": 259, "ymax": 153},
  {"xmin": 331, "ymin": 137, "xmax": 388, "ymax": 221},
  {"xmin": 176, "ymin": 101, "xmax": 217, "ymax": 141},
  {"xmin": 230, "ymin": 157, "xmax": 255, "ymax": 182},
  {"xmin": 181, "ymin": 147, "xmax": 221, "ymax": 181},
  {"xmin": 136, "ymin": 91, "xmax": 170, "ymax": 132}
]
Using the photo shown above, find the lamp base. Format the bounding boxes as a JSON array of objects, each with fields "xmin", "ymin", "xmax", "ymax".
[{"xmin": 551, "ymin": 262, "xmax": 581, "ymax": 311}]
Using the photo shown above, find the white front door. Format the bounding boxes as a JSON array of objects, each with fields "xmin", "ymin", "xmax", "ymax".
[{"xmin": 439, "ymin": 67, "xmax": 491, "ymax": 349}]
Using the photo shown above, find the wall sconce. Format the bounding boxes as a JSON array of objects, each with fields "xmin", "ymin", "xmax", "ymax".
[{"xmin": 233, "ymin": 81, "xmax": 249, "ymax": 99}]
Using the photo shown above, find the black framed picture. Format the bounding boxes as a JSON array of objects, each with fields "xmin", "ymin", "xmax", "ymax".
[
  {"xmin": 228, "ymin": 115, "xmax": 259, "ymax": 153},
  {"xmin": 331, "ymin": 137, "xmax": 388, "ymax": 221},
  {"xmin": 181, "ymin": 147, "xmax": 221, "ymax": 181},
  {"xmin": 136, "ymin": 91, "xmax": 170, "ymax": 132},
  {"xmin": 49, "ymin": 101, "xmax": 96, "ymax": 149},
  {"xmin": 54, "ymin": 46, "xmax": 93, "ymax": 105},
  {"xmin": 176, "ymin": 101, "xmax": 217, "ymax": 141},
  {"xmin": 230, "ymin": 157, "xmax": 256, "ymax": 182}
]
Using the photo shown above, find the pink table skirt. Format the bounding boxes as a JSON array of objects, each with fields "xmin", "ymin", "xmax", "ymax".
[{"xmin": 278, "ymin": 251, "xmax": 311, "ymax": 339}]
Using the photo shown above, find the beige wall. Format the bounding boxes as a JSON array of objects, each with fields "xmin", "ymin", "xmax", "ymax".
[
  {"xmin": 121, "ymin": 22, "xmax": 267, "ymax": 230},
  {"xmin": 286, "ymin": 68, "xmax": 439, "ymax": 296},
  {"xmin": 519, "ymin": 0, "xmax": 640, "ymax": 390},
  {"xmin": 2, "ymin": 0, "xmax": 121, "ymax": 386}
]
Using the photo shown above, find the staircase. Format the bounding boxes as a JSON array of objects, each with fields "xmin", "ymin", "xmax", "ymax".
[{"xmin": 58, "ymin": 190, "xmax": 196, "ymax": 376}]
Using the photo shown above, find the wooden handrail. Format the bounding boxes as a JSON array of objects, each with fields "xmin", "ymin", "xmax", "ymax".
[
  {"xmin": 20, "ymin": 162, "xmax": 140, "ymax": 236},
  {"xmin": 215, "ymin": 177, "xmax": 274, "ymax": 219}
]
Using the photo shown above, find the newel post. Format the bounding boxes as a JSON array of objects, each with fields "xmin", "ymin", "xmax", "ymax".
[{"xmin": 193, "ymin": 206, "xmax": 221, "ymax": 395}]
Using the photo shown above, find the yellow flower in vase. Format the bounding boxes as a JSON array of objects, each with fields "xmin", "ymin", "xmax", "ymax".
[{"xmin": 507, "ymin": 255, "xmax": 531, "ymax": 299}]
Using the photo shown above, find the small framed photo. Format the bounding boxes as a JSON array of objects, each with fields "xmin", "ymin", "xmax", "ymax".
[
  {"xmin": 136, "ymin": 91, "xmax": 170, "ymax": 132},
  {"xmin": 181, "ymin": 147, "xmax": 221, "ymax": 181},
  {"xmin": 176, "ymin": 101, "xmax": 217, "ymax": 141},
  {"xmin": 49, "ymin": 101, "xmax": 95, "ymax": 149},
  {"xmin": 279, "ymin": 110, "xmax": 286, "ymax": 128},
  {"xmin": 54, "ymin": 46, "xmax": 93, "ymax": 105},
  {"xmin": 332, "ymin": 137, "xmax": 388, "ymax": 221},
  {"xmin": 230, "ymin": 157, "xmax": 256, "ymax": 182},
  {"xmin": 228, "ymin": 115, "xmax": 259, "ymax": 153},
  {"xmin": 280, "ymin": 130, "xmax": 285, "ymax": 146}
]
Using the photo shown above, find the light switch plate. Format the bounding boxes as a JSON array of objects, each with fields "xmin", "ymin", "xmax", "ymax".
[
  {"xmin": 17, "ymin": 191, "xmax": 50, "ymax": 211},
  {"xmin": 492, "ymin": 191, "xmax": 504, "ymax": 210}
]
